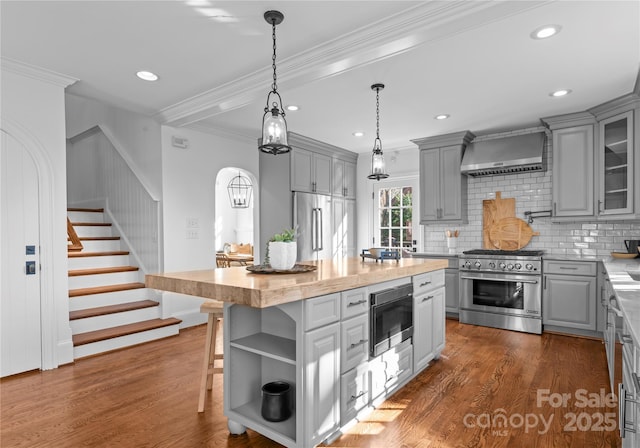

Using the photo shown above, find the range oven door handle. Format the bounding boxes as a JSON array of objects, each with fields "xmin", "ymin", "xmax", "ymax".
[{"xmin": 460, "ymin": 276, "xmax": 539, "ymax": 284}]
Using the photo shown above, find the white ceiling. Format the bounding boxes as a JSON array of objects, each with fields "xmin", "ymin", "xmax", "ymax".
[{"xmin": 2, "ymin": 1, "xmax": 639, "ymax": 153}]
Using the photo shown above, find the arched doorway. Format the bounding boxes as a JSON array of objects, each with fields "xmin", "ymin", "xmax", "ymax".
[{"xmin": 214, "ymin": 167, "xmax": 258, "ymax": 259}]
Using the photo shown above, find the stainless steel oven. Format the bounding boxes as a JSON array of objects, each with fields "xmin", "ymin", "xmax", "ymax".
[
  {"xmin": 370, "ymin": 283, "xmax": 413, "ymax": 357},
  {"xmin": 459, "ymin": 250, "xmax": 543, "ymax": 334}
]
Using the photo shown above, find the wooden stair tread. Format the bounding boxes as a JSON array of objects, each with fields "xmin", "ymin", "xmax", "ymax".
[
  {"xmin": 70, "ymin": 222, "xmax": 112, "ymax": 227},
  {"xmin": 79, "ymin": 236, "xmax": 120, "ymax": 241},
  {"xmin": 68, "ymin": 251, "xmax": 129, "ymax": 258},
  {"xmin": 67, "ymin": 207, "xmax": 104, "ymax": 213},
  {"xmin": 69, "ymin": 266, "xmax": 139, "ymax": 277},
  {"xmin": 72, "ymin": 318, "xmax": 181, "ymax": 346},
  {"xmin": 69, "ymin": 282, "xmax": 145, "ymax": 297},
  {"xmin": 70, "ymin": 300, "xmax": 158, "ymax": 320}
]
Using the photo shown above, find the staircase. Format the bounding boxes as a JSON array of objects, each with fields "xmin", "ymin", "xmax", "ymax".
[{"xmin": 67, "ymin": 207, "xmax": 181, "ymax": 359}]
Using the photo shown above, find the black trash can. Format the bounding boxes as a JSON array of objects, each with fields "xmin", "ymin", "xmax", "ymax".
[{"xmin": 261, "ymin": 381, "xmax": 292, "ymax": 422}]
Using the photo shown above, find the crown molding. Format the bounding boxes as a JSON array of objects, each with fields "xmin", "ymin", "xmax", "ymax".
[
  {"xmin": 156, "ymin": 1, "xmax": 551, "ymax": 128},
  {"xmin": 186, "ymin": 122, "xmax": 257, "ymax": 146},
  {"xmin": 1, "ymin": 57, "xmax": 78, "ymax": 88}
]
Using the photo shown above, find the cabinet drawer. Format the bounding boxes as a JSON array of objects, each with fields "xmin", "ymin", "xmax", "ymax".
[
  {"xmin": 341, "ymin": 313, "xmax": 369, "ymax": 373},
  {"xmin": 383, "ymin": 341, "xmax": 413, "ymax": 392},
  {"xmin": 341, "ymin": 286, "xmax": 369, "ymax": 320},
  {"xmin": 544, "ymin": 260, "xmax": 597, "ymax": 276},
  {"xmin": 304, "ymin": 293, "xmax": 341, "ymax": 331},
  {"xmin": 413, "ymin": 270, "xmax": 445, "ymax": 296},
  {"xmin": 340, "ymin": 362, "xmax": 369, "ymax": 426}
]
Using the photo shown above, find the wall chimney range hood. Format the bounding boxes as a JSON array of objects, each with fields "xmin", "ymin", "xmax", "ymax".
[{"xmin": 460, "ymin": 131, "xmax": 546, "ymax": 177}]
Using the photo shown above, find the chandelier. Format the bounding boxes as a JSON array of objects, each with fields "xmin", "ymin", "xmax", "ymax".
[
  {"xmin": 227, "ymin": 172, "xmax": 253, "ymax": 208},
  {"xmin": 258, "ymin": 10, "xmax": 291, "ymax": 155}
]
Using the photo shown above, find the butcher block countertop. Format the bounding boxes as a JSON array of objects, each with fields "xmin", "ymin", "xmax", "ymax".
[{"xmin": 146, "ymin": 257, "xmax": 448, "ymax": 308}]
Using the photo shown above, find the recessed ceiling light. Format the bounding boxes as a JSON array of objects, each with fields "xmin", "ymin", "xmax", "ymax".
[
  {"xmin": 136, "ymin": 70, "xmax": 158, "ymax": 81},
  {"xmin": 550, "ymin": 89, "xmax": 572, "ymax": 97},
  {"xmin": 434, "ymin": 114, "xmax": 450, "ymax": 120},
  {"xmin": 353, "ymin": 131, "xmax": 364, "ymax": 137},
  {"xmin": 286, "ymin": 105, "xmax": 299, "ymax": 111},
  {"xmin": 531, "ymin": 25, "xmax": 561, "ymax": 40}
]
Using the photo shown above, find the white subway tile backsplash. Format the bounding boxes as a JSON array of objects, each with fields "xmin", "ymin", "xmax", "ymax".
[{"xmin": 421, "ymin": 135, "xmax": 640, "ymax": 256}]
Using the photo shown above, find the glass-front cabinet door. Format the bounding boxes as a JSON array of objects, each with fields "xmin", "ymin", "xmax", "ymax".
[{"xmin": 599, "ymin": 110, "xmax": 634, "ymax": 215}]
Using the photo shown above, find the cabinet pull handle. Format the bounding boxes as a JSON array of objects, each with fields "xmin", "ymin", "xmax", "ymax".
[
  {"xmin": 349, "ymin": 339, "xmax": 368, "ymax": 350},
  {"xmin": 349, "ymin": 391, "xmax": 367, "ymax": 402},
  {"xmin": 386, "ymin": 369, "xmax": 406, "ymax": 383},
  {"xmin": 419, "ymin": 281, "xmax": 431, "ymax": 287},
  {"xmin": 598, "ymin": 199, "xmax": 602, "ymax": 214},
  {"xmin": 559, "ymin": 267, "xmax": 578, "ymax": 270},
  {"xmin": 543, "ymin": 276, "xmax": 547, "ymax": 290},
  {"xmin": 553, "ymin": 202, "xmax": 556, "ymax": 216},
  {"xmin": 422, "ymin": 295, "xmax": 434, "ymax": 302},
  {"xmin": 347, "ymin": 299, "xmax": 367, "ymax": 307}
]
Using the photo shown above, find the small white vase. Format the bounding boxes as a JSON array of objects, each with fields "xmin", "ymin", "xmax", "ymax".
[{"xmin": 269, "ymin": 241, "xmax": 297, "ymax": 270}]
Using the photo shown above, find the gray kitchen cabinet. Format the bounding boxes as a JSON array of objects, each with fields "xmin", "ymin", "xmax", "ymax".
[
  {"xmin": 291, "ymin": 147, "xmax": 332, "ymax": 195},
  {"xmin": 596, "ymin": 109, "xmax": 635, "ymax": 216},
  {"xmin": 445, "ymin": 267, "xmax": 459, "ymax": 315},
  {"xmin": 543, "ymin": 94, "xmax": 639, "ymax": 221},
  {"xmin": 542, "ymin": 260, "xmax": 597, "ymax": 332},
  {"xmin": 412, "ymin": 131, "xmax": 474, "ymax": 224},
  {"xmin": 304, "ymin": 321, "xmax": 341, "ymax": 446},
  {"xmin": 550, "ymin": 121, "xmax": 595, "ymax": 217},
  {"xmin": 332, "ymin": 197, "xmax": 356, "ymax": 258},
  {"xmin": 412, "ymin": 270, "xmax": 445, "ymax": 373},
  {"xmin": 332, "ymin": 159, "xmax": 356, "ymax": 199}
]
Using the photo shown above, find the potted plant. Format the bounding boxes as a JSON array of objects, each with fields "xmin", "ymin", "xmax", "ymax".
[{"xmin": 267, "ymin": 227, "xmax": 298, "ymax": 270}]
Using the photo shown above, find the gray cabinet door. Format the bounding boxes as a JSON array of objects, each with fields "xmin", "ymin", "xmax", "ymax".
[
  {"xmin": 445, "ymin": 268, "xmax": 459, "ymax": 313},
  {"xmin": 543, "ymin": 274, "xmax": 597, "ymax": 330},
  {"xmin": 313, "ymin": 152, "xmax": 332, "ymax": 195},
  {"xmin": 440, "ymin": 145, "xmax": 464, "ymax": 221},
  {"xmin": 413, "ymin": 292, "xmax": 434, "ymax": 373},
  {"xmin": 552, "ymin": 125, "xmax": 594, "ymax": 217},
  {"xmin": 420, "ymin": 149, "xmax": 440, "ymax": 222},
  {"xmin": 344, "ymin": 161, "xmax": 356, "ymax": 199},
  {"xmin": 304, "ymin": 322, "xmax": 340, "ymax": 445},
  {"xmin": 291, "ymin": 148, "xmax": 313, "ymax": 192},
  {"xmin": 332, "ymin": 159, "xmax": 345, "ymax": 196}
]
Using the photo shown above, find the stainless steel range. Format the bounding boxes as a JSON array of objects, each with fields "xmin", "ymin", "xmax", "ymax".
[{"xmin": 459, "ymin": 249, "xmax": 543, "ymax": 334}]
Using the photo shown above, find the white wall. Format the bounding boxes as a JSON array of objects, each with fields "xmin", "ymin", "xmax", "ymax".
[
  {"xmin": 65, "ymin": 94, "xmax": 162, "ymax": 200},
  {"xmin": 1, "ymin": 65, "xmax": 75, "ymax": 369},
  {"xmin": 161, "ymin": 126, "xmax": 258, "ymax": 325}
]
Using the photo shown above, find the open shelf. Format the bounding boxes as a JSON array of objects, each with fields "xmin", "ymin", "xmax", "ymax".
[
  {"xmin": 230, "ymin": 332, "xmax": 296, "ymax": 364},
  {"xmin": 229, "ymin": 400, "xmax": 297, "ymax": 445}
]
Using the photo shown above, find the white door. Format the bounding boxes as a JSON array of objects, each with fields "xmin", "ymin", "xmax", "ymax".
[
  {"xmin": 1, "ymin": 130, "xmax": 42, "ymax": 376},
  {"xmin": 372, "ymin": 177, "xmax": 421, "ymax": 252}
]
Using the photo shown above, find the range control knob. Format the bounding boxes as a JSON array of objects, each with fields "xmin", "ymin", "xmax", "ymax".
[
  {"xmin": 514, "ymin": 263, "xmax": 522, "ymax": 270},
  {"xmin": 525, "ymin": 263, "xmax": 534, "ymax": 271},
  {"xmin": 489, "ymin": 262, "xmax": 496, "ymax": 269},
  {"xmin": 474, "ymin": 261, "xmax": 482, "ymax": 268},
  {"xmin": 507, "ymin": 264, "xmax": 514, "ymax": 270},
  {"xmin": 499, "ymin": 262, "xmax": 506, "ymax": 269}
]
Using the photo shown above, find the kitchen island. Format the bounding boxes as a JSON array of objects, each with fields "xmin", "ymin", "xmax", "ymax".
[{"xmin": 146, "ymin": 257, "xmax": 448, "ymax": 448}]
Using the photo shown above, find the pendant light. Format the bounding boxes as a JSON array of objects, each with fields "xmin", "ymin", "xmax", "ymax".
[
  {"xmin": 258, "ymin": 10, "xmax": 291, "ymax": 155},
  {"xmin": 227, "ymin": 171, "xmax": 253, "ymax": 208},
  {"xmin": 367, "ymin": 83, "xmax": 389, "ymax": 180}
]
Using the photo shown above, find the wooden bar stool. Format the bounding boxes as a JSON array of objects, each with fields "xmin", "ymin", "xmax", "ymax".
[{"xmin": 198, "ymin": 299, "xmax": 224, "ymax": 413}]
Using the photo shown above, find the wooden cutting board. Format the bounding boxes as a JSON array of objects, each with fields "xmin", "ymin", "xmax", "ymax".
[
  {"xmin": 489, "ymin": 217, "xmax": 540, "ymax": 251},
  {"xmin": 483, "ymin": 192, "xmax": 516, "ymax": 249}
]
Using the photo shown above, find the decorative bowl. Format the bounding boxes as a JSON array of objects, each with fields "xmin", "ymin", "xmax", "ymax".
[{"xmin": 611, "ymin": 252, "xmax": 638, "ymax": 259}]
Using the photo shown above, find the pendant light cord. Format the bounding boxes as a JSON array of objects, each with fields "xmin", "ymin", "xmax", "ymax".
[
  {"xmin": 375, "ymin": 87, "xmax": 380, "ymax": 140},
  {"xmin": 271, "ymin": 19, "xmax": 278, "ymax": 93}
]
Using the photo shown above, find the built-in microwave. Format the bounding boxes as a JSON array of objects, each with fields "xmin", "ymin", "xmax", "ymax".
[{"xmin": 370, "ymin": 283, "xmax": 413, "ymax": 357}]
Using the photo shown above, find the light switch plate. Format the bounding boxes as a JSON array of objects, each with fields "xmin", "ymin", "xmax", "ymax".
[{"xmin": 26, "ymin": 245, "xmax": 36, "ymax": 255}]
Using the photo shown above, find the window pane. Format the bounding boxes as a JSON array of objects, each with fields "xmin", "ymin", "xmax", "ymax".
[
  {"xmin": 379, "ymin": 189, "xmax": 388, "ymax": 208},
  {"xmin": 391, "ymin": 209, "xmax": 400, "ymax": 226},
  {"xmin": 402, "ymin": 209, "xmax": 412, "ymax": 227},
  {"xmin": 402, "ymin": 187, "xmax": 412, "ymax": 206},
  {"xmin": 380, "ymin": 230, "xmax": 390, "ymax": 247},
  {"xmin": 380, "ymin": 210, "xmax": 389, "ymax": 227},
  {"xmin": 403, "ymin": 228, "xmax": 412, "ymax": 243},
  {"xmin": 390, "ymin": 188, "xmax": 401, "ymax": 207},
  {"xmin": 391, "ymin": 229, "xmax": 401, "ymax": 247}
]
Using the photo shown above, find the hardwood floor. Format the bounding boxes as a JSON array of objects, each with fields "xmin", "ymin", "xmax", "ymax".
[{"xmin": 1, "ymin": 320, "xmax": 620, "ymax": 447}]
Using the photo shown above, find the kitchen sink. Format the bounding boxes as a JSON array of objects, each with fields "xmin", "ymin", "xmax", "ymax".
[{"xmin": 627, "ymin": 271, "xmax": 640, "ymax": 281}]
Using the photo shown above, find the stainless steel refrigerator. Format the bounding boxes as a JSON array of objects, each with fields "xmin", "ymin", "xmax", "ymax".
[{"xmin": 293, "ymin": 191, "xmax": 332, "ymax": 262}]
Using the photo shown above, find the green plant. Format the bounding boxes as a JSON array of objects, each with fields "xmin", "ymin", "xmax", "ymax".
[
  {"xmin": 264, "ymin": 226, "xmax": 298, "ymax": 265},
  {"xmin": 269, "ymin": 226, "xmax": 298, "ymax": 243}
]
